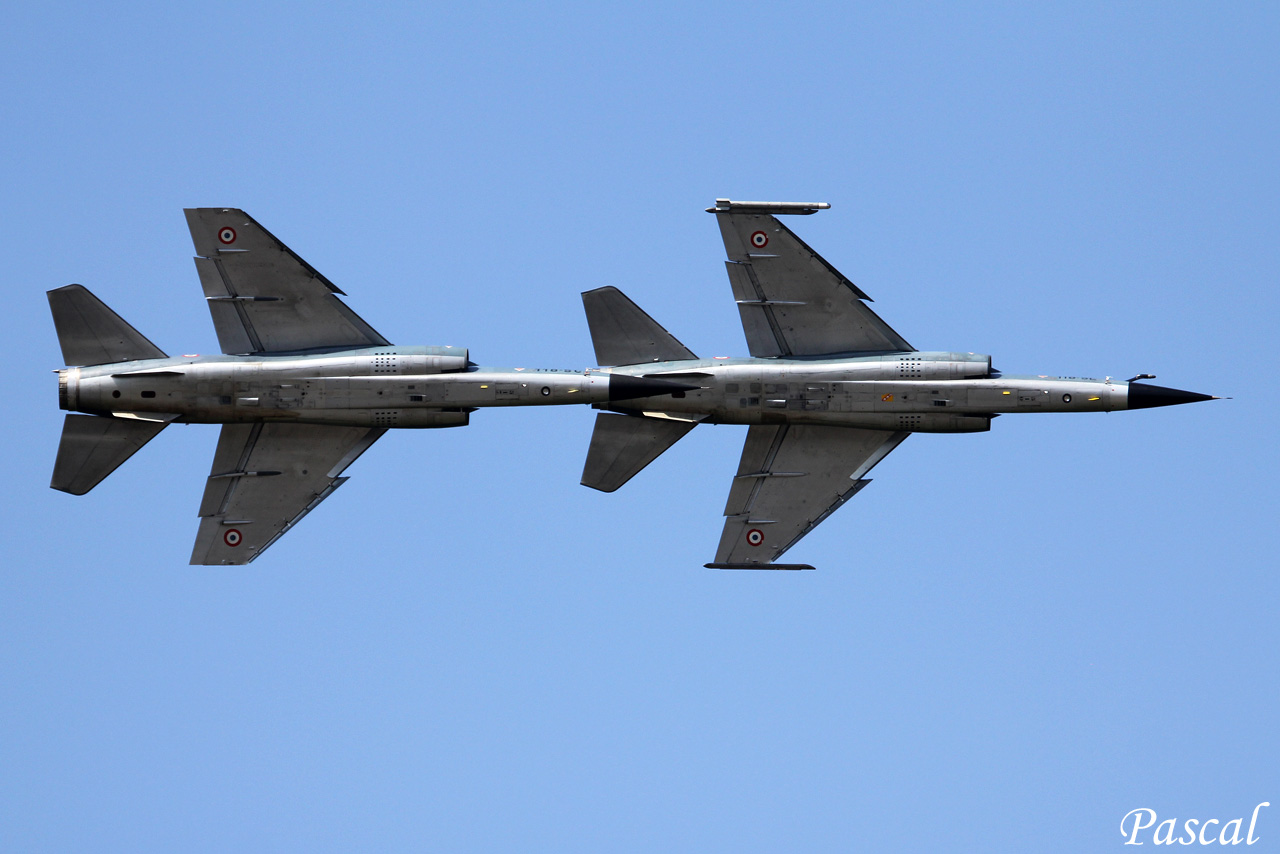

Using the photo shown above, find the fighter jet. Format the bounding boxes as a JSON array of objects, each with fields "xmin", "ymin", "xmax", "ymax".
[{"xmin": 48, "ymin": 201, "xmax": 1216, "ymax": 567}]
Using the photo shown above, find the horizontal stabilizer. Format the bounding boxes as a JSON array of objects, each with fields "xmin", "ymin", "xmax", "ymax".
[
  {"xmin": 582, "ymin": 286, "xmax": 696, "ymax": 366},
  {"xmin": 581, "ymin": 412, "xmax": 695, "ymax": 492},
  {"xmin": 51, "ymin": 414, "xmax": 167, "ymax": 495},
  {"xmin": 48, "ymin": 285, "xmax": 167, "ymax": 366}
]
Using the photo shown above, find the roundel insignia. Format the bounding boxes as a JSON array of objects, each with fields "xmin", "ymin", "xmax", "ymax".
[
  {"xmin": 750, "ymin": 231, "xmax": 769, "ymax": 248},
  {"xmin": 223, "ymin": 528, "xmax": 243, "ymax": 547},
  {"xmin": 746, "ymin": 528, "xmax": 764, "ymax": 547},
  {"xmin": 218, "ymin": 227, "xmax": 237, "ymax": 245}
]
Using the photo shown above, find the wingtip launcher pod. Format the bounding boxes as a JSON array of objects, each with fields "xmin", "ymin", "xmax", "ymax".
[{"xmin": 706, "ymin": 199, "xmax": 831, "ymax": 215}]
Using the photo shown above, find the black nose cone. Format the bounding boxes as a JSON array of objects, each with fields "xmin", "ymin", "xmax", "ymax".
[{"xmin": 1128, "ymin": 382, "xmax": 1215, "ymax": 410}]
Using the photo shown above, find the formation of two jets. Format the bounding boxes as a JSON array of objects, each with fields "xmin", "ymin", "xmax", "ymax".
[{"xmin": 48, "ymin": 200, "xmax": 1214, "ymax": 566}]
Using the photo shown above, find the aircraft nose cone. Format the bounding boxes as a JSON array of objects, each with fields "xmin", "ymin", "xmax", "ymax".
[{"xmin": 1127, "ymin": 382, "xmax": 1216, "ymax": 410}]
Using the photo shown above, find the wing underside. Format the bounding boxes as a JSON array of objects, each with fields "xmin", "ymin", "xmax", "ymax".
[
  {"xmin": 191, "ymin": 422, "xmax": 385, "ymax": 565},
  {"xmin": 185, "ymin": 208, "xmax": 390, "ymax": 355},
  {"xmin": 711, "ymin": 424, "xmax": 908, "ymax": 568},
  {"xmin": 712, "ymin": 203, "xmax": 913, "ymax": 356}
]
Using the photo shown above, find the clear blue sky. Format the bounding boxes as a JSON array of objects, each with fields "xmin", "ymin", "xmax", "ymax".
[{"xmin": 3, "ymin": 3, "xmax": 1277, "ymax": 851}]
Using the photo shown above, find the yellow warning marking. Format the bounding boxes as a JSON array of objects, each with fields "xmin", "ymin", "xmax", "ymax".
[
  {"xmin": 1089, "ymin": 396, "xmax": 1100, "ymax": 401},
  {"xmin": 881, "ymin": 393, "xmax": 894, "ymax": 402},
  {"xmin": 479, "ymin": 385, "xmax": 489, "ymax": 389},
  {"xmin": 1002, "ymin": 390, "xmax": 1011, "ymax": 395}
]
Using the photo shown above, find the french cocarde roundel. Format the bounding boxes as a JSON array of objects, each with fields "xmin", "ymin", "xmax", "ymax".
[
  {"xmin": 746, "ymin": 528, "xmax": 764, "ymax": 547},
  {"xmin": 223, "ymin": 528, "xmax": 243, "ymax": 547},
  {"xmin": 218, "ymin": 227, "xmax": 237, "ymax": 244},
  {"xmin": 750, "ymin": 231, "xmax": 769, "ymax": 248}
]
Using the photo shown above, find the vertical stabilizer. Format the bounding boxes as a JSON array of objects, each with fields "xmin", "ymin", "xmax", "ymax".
[
  {"xmin": 51, "ymin": 414, "xmax": 168, "ymax": 495},
  {"xmin": 48, "ymin": 285, "xmax": 167, "ymax": 366},
  {"xmin": 581, "ymin": 413, "xmax": 695, "ymax": 492}
]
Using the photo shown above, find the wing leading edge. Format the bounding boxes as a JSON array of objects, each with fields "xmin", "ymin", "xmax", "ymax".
[
  {"xmin": 708, "ymin": 425, "xmax": 908, "ymax": 569},
  {"xmin": 709, "ymin": 199, "xmax": 913, "ymax": 357},
  {"xmin": 191, "ymin": 423, "xmax": 385, "ymax": 565}
]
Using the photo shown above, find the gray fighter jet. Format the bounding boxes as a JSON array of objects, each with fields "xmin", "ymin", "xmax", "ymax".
[{"xmin": 48, "ymin": 202, "xmax": 1216, "ymax": 567}]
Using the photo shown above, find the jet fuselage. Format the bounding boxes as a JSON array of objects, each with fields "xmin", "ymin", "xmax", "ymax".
[{"xmin": 60, "ymin": 347, "xmax": 1146, "ymax": 433}]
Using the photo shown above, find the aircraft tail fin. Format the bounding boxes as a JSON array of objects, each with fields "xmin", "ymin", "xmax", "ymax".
[
  {"xmin": 48, "ymin": 284, "xmax": 167, "ymax": 366},
  {"xmin": 51, "ymin": 414, "xmax": 168, "ymax": 495},
  {"xmin": 581, "ymin": 413, "xmax": 695, "ymax": 492},
  {"xmin": 582, "ymin": 286, "xmax": 697, "ymax": 366}
]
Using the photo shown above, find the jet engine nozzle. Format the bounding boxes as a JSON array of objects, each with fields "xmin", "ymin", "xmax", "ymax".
[{"xmin": 57, "ymin": 368, "xmax": 79, "ymax": 411}]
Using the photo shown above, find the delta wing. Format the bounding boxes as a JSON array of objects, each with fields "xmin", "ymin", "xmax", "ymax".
[
  {"xmin": 709, "ymin": 425, "xmax": 908, "ymax": 568},
  {"xmin": 185, "ymin": 208, "xmax": 390, "ymax": 355},
  {"xmin": 710, "ymin": 200, "xmax": 912, "ymax": 356},
  {"xmin": 191, "ymin": 423, "xmax": 385, "ymax": 565}
]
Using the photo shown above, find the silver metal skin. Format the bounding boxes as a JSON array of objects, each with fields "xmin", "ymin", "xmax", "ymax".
[
  {"xmin": 58, "ymin": 352, "xmax": 1126, "ymax": 429},
  {"xmin": 59, "ymin": 351, "xmax": 616, "ymax": 428},
  {"xmin": 599, "ymin": 358, "xmax": 1128, "ymax": 428},
  {"xmin": 49, "ymin": 203, "xmax": 1213, "ymax": 567}
]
